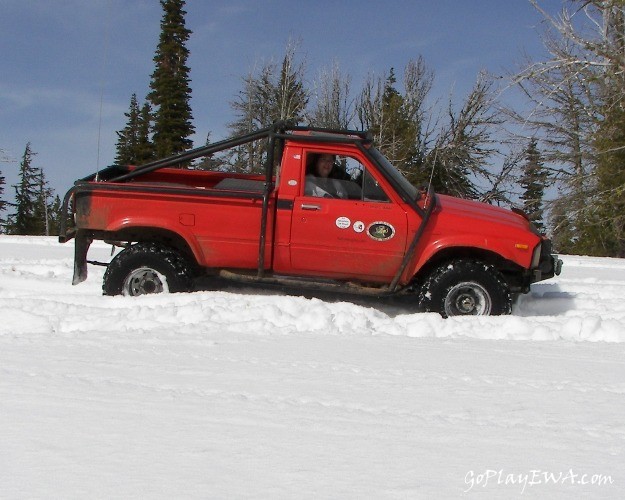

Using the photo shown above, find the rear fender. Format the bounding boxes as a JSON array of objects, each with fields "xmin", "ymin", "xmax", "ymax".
[{"xmin": 105, "ymin": 218, "xmax": 204, "ymax": 265}]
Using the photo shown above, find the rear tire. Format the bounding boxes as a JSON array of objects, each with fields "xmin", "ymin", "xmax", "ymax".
[
  {"xmin": 103, "ymin": 242, "xmax": 194, "ymax": 296},
  {"xmin": 417, "ymin": 259, "xmax": 511, "ymax": 317}
]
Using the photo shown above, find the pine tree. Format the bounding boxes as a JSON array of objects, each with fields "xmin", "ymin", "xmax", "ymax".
[
  {"xmin": 0, "ymin": 167, "xmax": 6, "ymax": 233},
  {"xmin": 115, "ymin": 95, "xmax": 154, "ymax": 165},
  {"xmin": 591, "ymin": 103, "xmax": 625, "ymax": 256},
  {"xmin": 9, "ymin": 143, "xmax": 40, "ymax": 235},
  {"xmin": 519, "ymin": 139, "xmax": 549, "ymax": 232},
  {"xmin": 195, "ymin": 132, "xmax": 221, "ymax": 170},
  {"xmin": 136, "ymin": 102, "xmax": 155, "ymax": 164},
  {"xmin": 513, "ymin": 0, "xmax": 625, "ymax": 255},
  {"xmin": 0, "ymin": 148, "xmax": 7, "ymax": 232},
  {"xmin": 148, "ymin": 0, "xmax": 194, "ymax": 159},
  {"xmin": 115, "ymin": 94, "xmax": 141, "ymax": 164},
  {"xmin": 33, "ymin": 169, "xmax": 54, "ymax": 236},
  {"xmin": 47, "ymin": 195, "xmax": 63, "ymax": 236},
  {"xmin": 358, "ymin": 68, "xmax": 420, "ymax": 173}
]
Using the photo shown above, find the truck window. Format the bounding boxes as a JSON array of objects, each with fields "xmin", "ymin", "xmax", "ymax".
[{"xmin": 304, "ymin": 153, "xmax": 389, "ymax": 202}]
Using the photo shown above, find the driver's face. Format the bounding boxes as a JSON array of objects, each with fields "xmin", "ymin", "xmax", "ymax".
[{"xmin": 315, "ymin": 155, "xmax": 334, "ymax": 177}]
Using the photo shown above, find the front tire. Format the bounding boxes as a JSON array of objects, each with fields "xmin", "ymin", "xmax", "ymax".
[
  {"xmin": 418, "ymin": 259, "xmax": 511, "ymax": 317},
  {"xmin": 103, "ymin": 242, "xmax": 194, "ymax": 296}
]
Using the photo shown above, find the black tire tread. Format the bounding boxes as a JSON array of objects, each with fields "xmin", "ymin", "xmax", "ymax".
[
  {"xmin": 102, "ymin": 242, "xmax": 194, "ymax": 296},
  {"xmin": 417, "ymin": 259, "xmax": 511, "ymax": 317}
]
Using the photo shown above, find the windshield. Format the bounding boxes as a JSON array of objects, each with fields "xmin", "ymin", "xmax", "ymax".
[{"xmin": 369, "ymin": 148, "xmax": 419, "ymax": 203}]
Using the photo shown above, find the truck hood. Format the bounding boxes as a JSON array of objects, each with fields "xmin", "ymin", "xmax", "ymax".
[{"xmin": 434, "ymin": 194, "xmax": 532, "ymax": 232}]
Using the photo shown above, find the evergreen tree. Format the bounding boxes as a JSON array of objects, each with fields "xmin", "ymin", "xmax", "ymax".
[
  {"xmin": 33, "ymin": 168, "xmax": 54, "ymax": 236},
  {"xmin": 356, "ymin": 61, "xmax": 497, "ymax": 199},
  {"xmin": 47, "ymin": 195, "xmax": 63, "ymax": 236},
  {"xmin": 115, "ymin": 94, "xmax": 154, "ymax": 165},
  {"xmin": 115, "ymin": 93, "xmax": 141, "ymax": 164},
  {"xmin": 148, "ymin": 0, "xmax": 194, "ymax": 159},
  {"xmin": 136, "ymin": 102, "xmax": 155, "ymax": 164},
  {"xmin": 357, "ymin": 68, "xmax": 420, "ymax": 173},
  {"xmin": 195, "ymin": 132, "xmax": 221, "ymax": 170},
  {"xmin": 514, "ymin": 0, "xmax": 625, "ymax": 255},
  {"xmin": 591, "ymin": 103, "xmax": 625, "ymax": 256},
  {"xmin": 9, "ymin": 143, "xmax": 41, "ymax": 235},
  {"xmin": 519, "ymin": 139, "xmax": 549, "ymax": 232},
  {"xmin": 0, "ymin": 149, "xmax": 7, "ymax": 232},
  {"xmin": 0, "ymin": 168, "xmax": 6, "ymax": 233}
]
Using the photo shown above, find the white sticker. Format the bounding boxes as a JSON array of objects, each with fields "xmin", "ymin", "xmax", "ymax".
[
  {"xmin": 288, "ymin": 179, "xmax": 298, "ymax": 186},
  {"xmin": 353, "ymin": 221, "xmax": 365, "ymax": 233},
  {"xmin": 293, "ymin": 154, "xmax": 301, "ymax": 159},
  {"xmin": 336, "ymin": 216, "xmax": 351, "ymax": 229}
]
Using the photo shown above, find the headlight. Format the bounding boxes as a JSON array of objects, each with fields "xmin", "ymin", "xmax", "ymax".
[{"xmin": 531, "ymin": 243, "xmax": 542, "ymax": 268}]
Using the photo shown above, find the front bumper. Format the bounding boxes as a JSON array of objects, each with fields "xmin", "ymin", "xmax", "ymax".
[
  {"xmin": 533, "ymin": 254, "xmax": 562, "ymax": 282},
  {"xmin": 531, "ymin": 239, "xmax": 562, "ymax": 283}
]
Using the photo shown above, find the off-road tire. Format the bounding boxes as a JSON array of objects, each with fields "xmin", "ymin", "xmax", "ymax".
[
  {"xmin": 417, "ymin": 259, "xmax": 511, "ymax": 317},
  {"xmin": 103, "ymin": 242, "xmax": 194, "ymax": 296}
]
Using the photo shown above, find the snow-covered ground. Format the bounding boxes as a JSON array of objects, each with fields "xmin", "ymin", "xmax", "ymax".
[{"xmin": 0, "ymin": 236, "xmax": 623, "ymax": 498}]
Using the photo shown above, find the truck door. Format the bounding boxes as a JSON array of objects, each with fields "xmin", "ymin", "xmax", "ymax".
[{"xmin": 289, "ymin": 151, "xmax": 408, "ymax": 283}]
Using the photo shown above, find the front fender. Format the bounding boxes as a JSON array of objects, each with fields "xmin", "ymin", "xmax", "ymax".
[{"xmin": 408, "ymin": 233, "xmax": 538, "ymax": 280}]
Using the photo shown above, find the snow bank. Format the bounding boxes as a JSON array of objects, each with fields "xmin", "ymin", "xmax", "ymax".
[{"xmin": 1, "ymin": 236, "xmax": 624, "ymax": 342}]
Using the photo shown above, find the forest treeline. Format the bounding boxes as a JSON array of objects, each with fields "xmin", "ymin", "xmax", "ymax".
[{"xmin": 2, "ymin": 0, "xmax": 624, "ymax": 257}]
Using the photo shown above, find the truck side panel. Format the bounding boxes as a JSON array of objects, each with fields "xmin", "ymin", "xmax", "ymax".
[{"xmin": 76, "ymin": 186, "xmax": 275, "ymax": 270}]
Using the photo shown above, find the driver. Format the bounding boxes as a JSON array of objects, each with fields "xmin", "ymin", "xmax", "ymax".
[{"xmin": 305, "ymin": 154, "xmax": 347, "ymax": 198}]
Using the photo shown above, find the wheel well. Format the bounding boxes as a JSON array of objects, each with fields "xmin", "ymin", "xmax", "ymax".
[
  {"xmin": 412, "ymin": 247, "xmax": 524, "ymax": 290},
  {"xmin": 97, "ymin": 227, "xmax": 198, "ymax": 267}
]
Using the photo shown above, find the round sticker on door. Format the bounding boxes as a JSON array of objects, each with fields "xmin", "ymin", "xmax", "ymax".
[
  {"xmin": 335, "ymin": 216, "xmax": 351, "ymax": 229},
  {"xmin": 367, "ymin": 221, "xmax": 395, "ymax": 241},
  {"xmin": 353, "ymin": 221, "xmax": 365, "ymax": 233}
]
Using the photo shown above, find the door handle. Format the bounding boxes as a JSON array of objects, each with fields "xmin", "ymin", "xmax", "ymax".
[{"xmin": 301, "ymin": 203, "xmax": 321, "ymax": 211}]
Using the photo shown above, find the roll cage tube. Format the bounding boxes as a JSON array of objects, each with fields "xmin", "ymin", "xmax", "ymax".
[
  {"xmin": 257, "ymin": 123, "xmax": 286, "ymax": 277},
  {"xmin": 389, "ymin": 185, "xmax": 437, "ymax": 292},
  {"xmin": 58, "ymin": 122, "xmax": 377, "ymax": 241}
]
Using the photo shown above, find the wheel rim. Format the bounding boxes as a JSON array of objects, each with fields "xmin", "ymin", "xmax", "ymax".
[
  {"xmin": 444, "ymin": 281, "xmax": 492, "ymax": 316},
  {"xmin": 123, "ymin": 267, "xmax": 165, "ymax": 296}
]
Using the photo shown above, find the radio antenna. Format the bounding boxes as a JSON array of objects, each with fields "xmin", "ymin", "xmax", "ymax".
[
  {"xmin": 95, "ymin": 0, "xmax": 113, "ymax": 181},
  {"xmin": 425, "ymin": 146, "xmax": 439, "ymax": 207}
]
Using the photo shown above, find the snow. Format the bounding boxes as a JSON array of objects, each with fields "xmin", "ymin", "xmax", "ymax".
[{"xmin": 0, "ymin": 235, "xmax": 623, "ymax": 498}]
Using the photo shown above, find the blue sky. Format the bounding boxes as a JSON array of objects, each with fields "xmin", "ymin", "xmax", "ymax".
[{"xmin": 1, "ymin": 0, "xmax": 565, "ymax": 203}]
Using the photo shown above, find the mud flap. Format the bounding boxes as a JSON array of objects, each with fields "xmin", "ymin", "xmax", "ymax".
[{"xmin": 72, "ymin": 230, "xmax": 92, "ymax": 285}]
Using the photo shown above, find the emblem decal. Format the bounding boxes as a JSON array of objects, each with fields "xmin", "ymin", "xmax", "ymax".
[
  {"xmin": 336, "ymin": 216, "xmax": 351, "ymax": 229},
  {"xmin": 367, "ymin": 222, "xmax": 395, "ymax": 241},
  {"xmin": 353, "ymin": 221, "xmax": 365, "ymax": 233}
]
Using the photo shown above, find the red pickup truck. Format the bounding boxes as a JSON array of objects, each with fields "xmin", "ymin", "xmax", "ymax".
[{"xmin": 59, "ymin": 122, "xmax": 561, "ymax": 317}]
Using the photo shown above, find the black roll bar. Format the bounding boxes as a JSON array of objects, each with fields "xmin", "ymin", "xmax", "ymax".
[{"xmin": 388, "ymin": 185, "xmax": 437, "ymax": 292}]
